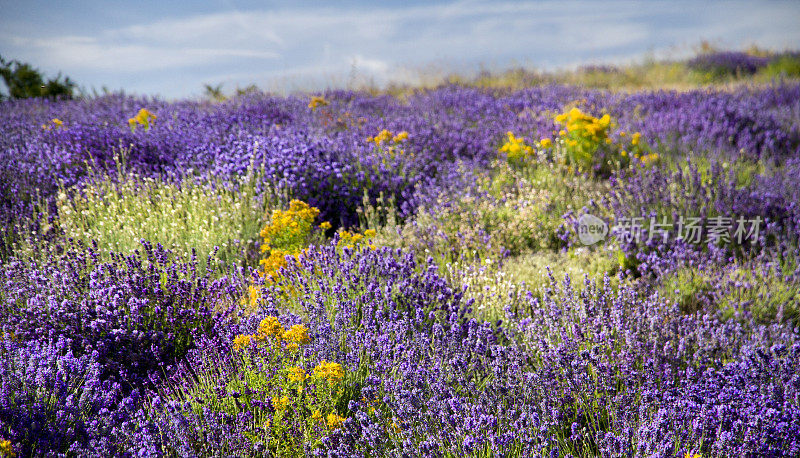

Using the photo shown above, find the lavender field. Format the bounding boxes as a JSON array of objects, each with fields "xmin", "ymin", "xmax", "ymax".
[{"xmin": 1, "ymin": 53, "xmax": 800, "ymax": 457}]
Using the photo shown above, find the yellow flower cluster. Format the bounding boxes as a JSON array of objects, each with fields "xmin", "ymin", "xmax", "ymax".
[
  {"xmin": 41, "ymin": 118, "xmax": 64, "ymax": 130},
  {"xmin": 232, "ymin": 317, "xmax": 312, "ymax": 352},
  {"xmin": 232, "ymin": 334, "xmax": 253, "ymax": 351},
  {"xmin": 283, "ymin": 324, "xmax": 311, "ymax": 346},
  {"xmin": 272, "ymin": 395, "xmax": 291, "ymax": 411},
  {"xmin": 0, "ymin": 439, "xmax": 13, "ymax": 458},
  {"xmin": 310, "ymin": 410, "xmax": 346, "ymax": 430},
  {"xmin": 499, "ymin": 131, "xmax": 535, "ymax": 163},
  {"xmin": 257, "ymin": 316, "xmax": 285, "ymax": 342},
  {"xmin": 259, "ymin": 200, "xmax": 320, "ymax": 280},
  {"xmin": 128, "ymin": 108, "xmax": 157, "ymax": 131},
  {"xmin": 260, "ymin": 200, "xmax": 320, "ymax": 249},
  {"xmin": 326, "ymin": 413, "xmax": 345, "ymax": 429},
  {"xmin": 337, "ymin": 228, "xmax": 376, "ymax": 250},
  {"xmin": 308, "ymin": 95, "xmax": 329, "ymax": 109},
  {"xmin": 243, "ymin": 284, "xmax": 262, "ymax": 310},
  {"xmin": 555, "ymin": 107, "xmax": 611, "ymax": 144},
  {"xmin": 638, "ymin": 152, "xmax": 659, "ymax": 166},
  {"xmin": 246, "ymin": 200, "xmax": 323, "ymax": 310},
  {"xmin": 367, "ymin": 129, "xmax": 408, "ymax": 146},
  {"xmin": 258, "ymin": 248, "xmax": 293, "ymax": 281},
  {"xmin": 618, "ymin": 131, "xmax": 657, "ymax": 166},
  {"xmin": 287, "ymin": 366, "xmax": 307, "ymax": 383},
  {"xmin": 552, "ymin": 106, "xmax": 657, "ymax": 174},
  {"xmin": 313, "ymin": 360, "xmax": 344, "ymax": 384},
  {"xmin": 367, "ymin": 129, "xmax": 409, "ymax": 161}
]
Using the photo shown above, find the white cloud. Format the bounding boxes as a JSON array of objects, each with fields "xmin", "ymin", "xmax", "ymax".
[
  {"xmin": 6, "ymin": 35, "xmax": 280, "ymax": 72},
  {"xmin": 1, "ymin": 0, "xmax": 798, "ymax": 97}
]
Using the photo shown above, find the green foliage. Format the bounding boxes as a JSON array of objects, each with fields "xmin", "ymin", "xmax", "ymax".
[
  {"xmin": 658, "ymin": 268, "xmax": 714, "ymax": 315},
  {"xmin": 759, "ymin": 54, "xmax": 800, "ymax": 79},
  {"xmin": 718, "ymin": 267, "xmax": 800, "ymax": 326},
  {"xmin": 443, "ymin": 248, "xmax": 620, "ymax": 324},
  {"xmin": 204, "ymin": 83, "xmax": 227, "ymax": 102},
  {"xmin": 365, "ymin": 161, "xmax": 607, "ymax": 271},
  {"xmin": 24, "ymin": 163, "xmax": 282, "ymax": 268},
  {"xmin": 552, "ymin": 107, "xmax": 658, "ymax": 176},
  {"xmin": 0, "ymin": 56, "xmax": 75, "ymax": 100},
  {"xmin": 146, "ymin": 319, "xmax": 359, "ymax": 456},
  {"xmin": 657, "ymin": 264, "xmax": 800, "ymax": 326}
]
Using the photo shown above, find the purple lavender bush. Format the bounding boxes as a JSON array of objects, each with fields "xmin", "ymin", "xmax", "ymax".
[
  {"xmin": 0, "ymin": 240, "xmax": 241, "ymax": 391},
  {"xmin": 688, "ymin": 51, "xmax": 771, "ymax": 78},
  {"xmin": 602, "ymin": 157, "xmax": 800, "ymax": 278},
  {"xmin": 1, "ymin": 66, "xmax": 799, "ymax": 456},
  {"xmin": 114, "ymin": 243, "xmax": 800, "ymax": 457},
  {"xmin": 0, "ymin": 336, "xmax": 133, "ymax": 456}
]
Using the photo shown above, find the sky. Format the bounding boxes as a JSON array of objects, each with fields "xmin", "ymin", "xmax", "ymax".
[{"xmin": 1, "ymin": 0, "xmax": 799, "ymax": 99}]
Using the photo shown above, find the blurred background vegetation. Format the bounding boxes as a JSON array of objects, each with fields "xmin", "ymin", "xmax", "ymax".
[{"xmin": 0, "ymin": 55, "xmax": 76, "ymax": 100}]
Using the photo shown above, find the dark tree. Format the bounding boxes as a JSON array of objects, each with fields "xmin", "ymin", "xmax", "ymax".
[{"xmin": 0, "ymin": 56, "xmax": 76, "ymax": 100}]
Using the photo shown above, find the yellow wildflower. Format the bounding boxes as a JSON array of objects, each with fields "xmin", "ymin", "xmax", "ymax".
[
  {"xmin": 259, "ymin": 249, "xmax": 292, "ymax": 280},
  {"xmin": 338, "ymin": 229, "xmax": 373, "ymax": 250},
  {"xmin": 312, "ymin": 410, "xmax": 323, "ymax": 422},
  {"xmin": 51, "ymin": 118, "xmax": 63, "ymax": 127},
  {"xmin": 272, "ymin": 395, "xmax": 291, "ymax": 411},
  {"xmin": 232, "ymin": 334, "xmax": 253, "ymax": 351},
  {"xmin": 558, "ymin": 129, "xmax": 566, "ymax": 136},
  {"xmin": 308, "ymin": 96, "xmax": 329, "ymax": 109},
  {"xmin": 319, "ymin": 221, "xmax": 332, "ymax": 230},
  {"xmin": 287, "ymin": 366, "xmax": 307, "ymax": 383},
  {"xmin": 499, "ymin": 131, "xmax": 534, "ymax": 162},
  {"xmin": 631, "ymin": 132, "xmax": 641, "ymax": 146},
  {"xmin": 134, "ymin": 108, "xmax": 156, "ymax": 125},
  {"xmin": 371, "ymin": 129, "xmax": 393, "ymax": 145},
  {"xmin": 392, "ymin": 131, "xmax": 409, "ymax": 142},
  {"xmin": 239, "ymin": 284, "xmax": 260, "ymax": 308},
  {"xmin": 326, "ymin": 413, "xmax": 345, "ymax": 429},
  {"xmin": 0, "ymin": 439, "xmax": 13, "ymax": 457},
  {"xmin": 640, "ymin": 153, "xmax": 659, "ymax": 167},
  {"xmin": 314, "ymin": 360, "xmax": 344, "ymax": 384},
  {"xmin": 684, "ymin": 454, "xmax": 701, "ymax": 458},
  {"xmin": 284, "ymin": 324, "xmax": 311, "ymax": 346},
  {"xmin": 260, "ymin": 200, "xmax": 320, "ymax": 247},
  {"xmin": 256, "ymin": 316, "xmax": 284, "ymax": 342},
  {"xmin": 540, "ymin": 138, "xmax": 552, "ymax": 148},
  {"xmin": 258, "ymin": 200, "xmax": 320, "ymax": 279},
  {"xmin": 128, "ymin": 108, "xmax": 156, "ymax": 131}
]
